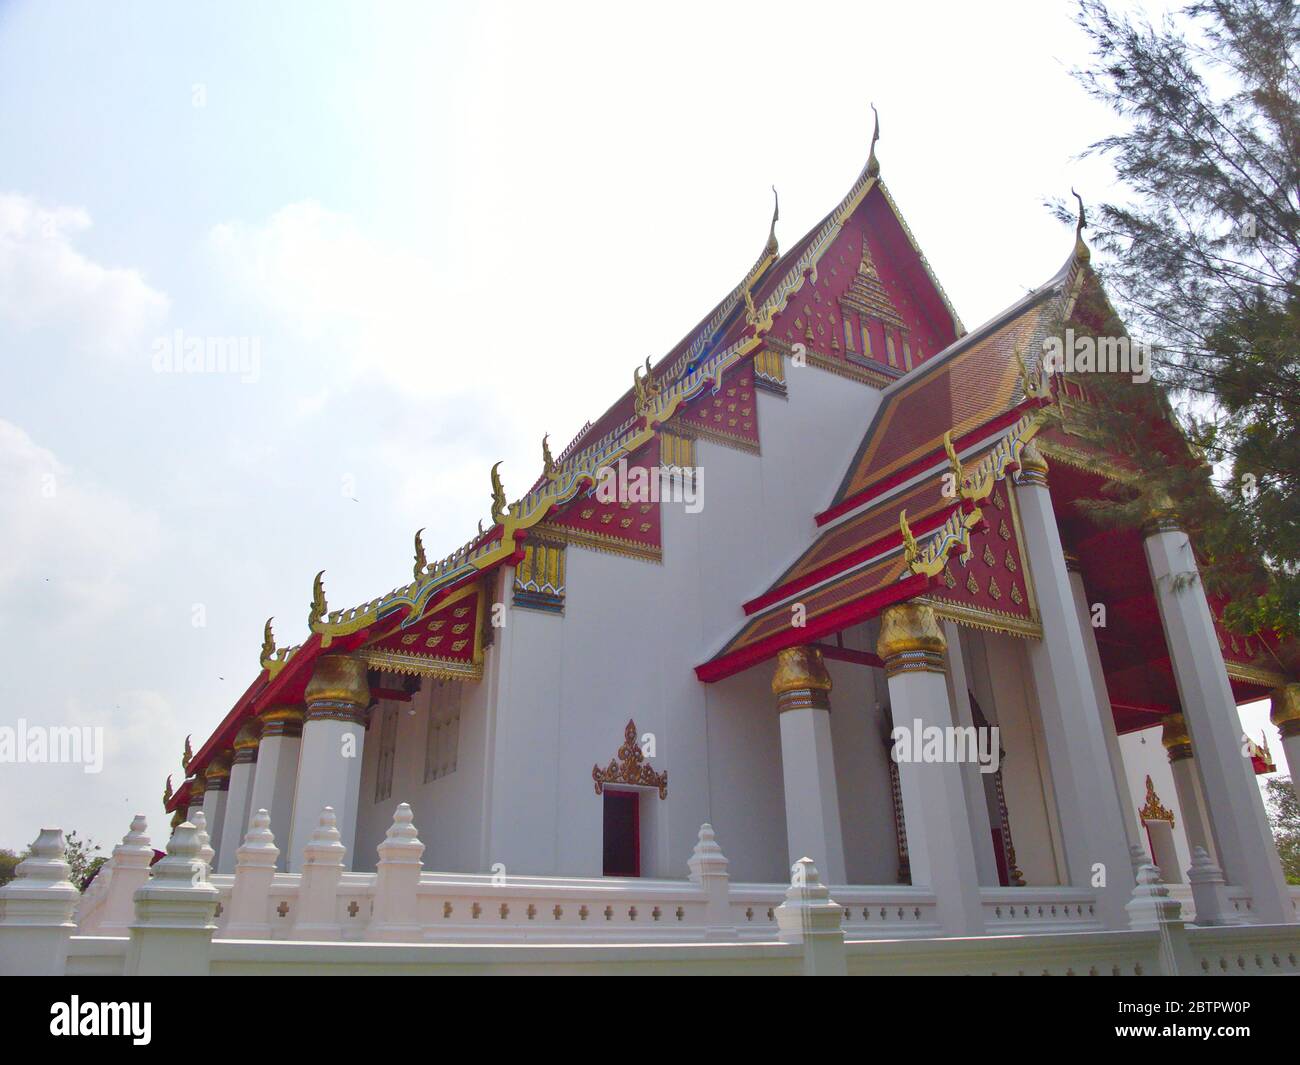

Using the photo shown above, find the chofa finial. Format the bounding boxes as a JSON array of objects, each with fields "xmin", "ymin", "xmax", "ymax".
[
  {"xmin": 1071, "ymin": 187, "xmax": 1090, "ymax": 261},
  {"xmin": 308, "ymin": 570, "xmax": 327, "ymax": 628},
  {"xmin": 542, "ymin": 433, "xmax": 557, "ymax": 481},
  {"xmin": 260, "ymin": 617, "xmax": 275, "ymax": 665},
  {"xmin": 765, "ymin": 185, "xmax": 780, "ymax": 257},
  {"xmin": 866, "ymin": 103, "xmax": 881, "ymax": 179},
  {"xmin": 413, "ymin": 528, "xmax": 427, "ymax": 580},
  {"xmin": 490, "ymin": 462, "xmax": 507, "ymax": 525}
]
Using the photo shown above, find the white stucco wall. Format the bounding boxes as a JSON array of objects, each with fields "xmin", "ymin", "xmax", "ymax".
[{"xmin": 476, "ymin": 360, "xmax": 891, "ymax": 881}]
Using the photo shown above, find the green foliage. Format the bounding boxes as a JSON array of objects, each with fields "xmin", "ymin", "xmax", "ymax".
[
  {"xmin": 1063, "ymin": 0, "xmax": 1300, "ymax": 641},
  {"xmin": 0, "ymin": 849, "xmax": 20, "ymax": 888},
  {"xmin": 2, "ymin": 831, "xmax": 105, "ymax": 891},
  {"xmin": 1264, "ymin": 777, "xmax": 1300, "ymax": 882}
]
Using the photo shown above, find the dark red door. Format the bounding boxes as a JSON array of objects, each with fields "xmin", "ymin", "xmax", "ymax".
[{"xmin": 602, "ymin": 791, "xmax": 640, "ymax": 877}]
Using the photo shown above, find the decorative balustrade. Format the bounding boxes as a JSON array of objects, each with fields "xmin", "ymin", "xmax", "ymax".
[{"xmin": 9, "ymin": 812, "xmax": 1300, "ymax": 977}]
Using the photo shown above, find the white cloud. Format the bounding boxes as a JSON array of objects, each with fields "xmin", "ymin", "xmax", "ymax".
[
  {"xmin": 207, "ymin": 202, "xmax": 464, "ymax": 396},
  {"xmin": 0, "ymin": 192, "xmax": 169, "ymax": 355},
  {"xmin": 0, "ymin": 418, "xmax": 162, "ymax": 624}
]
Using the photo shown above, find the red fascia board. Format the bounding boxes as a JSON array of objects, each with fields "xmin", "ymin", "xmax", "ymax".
[
  {"xmin": 815, "ymin": 402, "xmax": 1039, "ymax": 528},
  {"xmin": 696, "ymin": 570, "xmax": 932, "ymax": 683},
  {"xmin": 743, "ymin": 505, "xmax": 958, "ymax": 616}
]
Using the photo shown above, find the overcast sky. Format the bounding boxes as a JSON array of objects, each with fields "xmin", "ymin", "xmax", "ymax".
[{"xmin": 0, "ymin": 0, "xmax": 1282, "ymax": 856}]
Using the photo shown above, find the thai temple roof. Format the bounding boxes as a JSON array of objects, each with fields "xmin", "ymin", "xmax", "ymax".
[{"xmin": 167, "ymin": 111, "xmax": 1287, "ymax": 813}]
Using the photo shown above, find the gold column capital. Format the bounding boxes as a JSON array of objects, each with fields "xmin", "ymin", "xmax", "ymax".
[
  {"xmin": 1161, "ymin": 711, "xmax": 1194, "ymax": 762},
  {"xmin": 232, "ymin": 720, "xmax": 261, "ymax": 764},
  {"xmin": 187, "ymin": 775, "xmax": 206, "ymax": 801},
  {"xmin": 1271, "ymin": 683, "xmax": 1300, "ymax": 739},
  {"xmin": 204, "ymin": 754, "xmax": 231, "ymax": 789},
  {"xmin": 1142, "ymin": 492, "xmax": 1182, "ymax": 536},
  {"xmin": 876, "ymin": 602, "xmax": 946, "ymax": 678},
  {"xmin": 772, "ymin": 645, "xmax": 832, "ymax": 712},
  {"xmin": 1015, "ymin": 441, "xmax": 1049, "ymax": 488},
  {"xmin": 259, "ymin": 703, "xmax": 305, "ymax": 737},
  {"xmin": 304, "ymin": 654, "xmax": 370, "ymax": 723}
]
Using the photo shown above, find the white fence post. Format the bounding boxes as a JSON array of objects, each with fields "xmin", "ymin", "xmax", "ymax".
[
  {"xmin": 0, "ymin": 828, "xmax": 79, "ymax": 975},
  {"xmin": 1126, "ymin": 863, "xmax": 1196, "ymax": 976},
  {"xmin": 95, "ymin": 815, "xmax": 155, "ymax": 936},
  {"xmin": 225, "ymin": 810, "xmax": 279, "ymax": 939},
  {"xmin": 126, "ymin": 822, "xmax": 219, "ymax": 976},
  {"xmin": 370, "ymin": 803, "xmax": 425, "ymax": 941},
  {"xmin": 686, "ymin": 823, "xmax": 735, "ymax": 940},
  {"xmin": 192, "ymin": 810, "xmax": 215, "ymax": 877},
  {"xmin": 1186, "ymin": 846, "xmax": 1244, "ymax": 927},
  {"xmin": 290, "ymin": 807, "xmax": 346, "ymax": 940},
  {"xmin": 776, "ymin": 857, "xmax": 847, "ymax": 976}
]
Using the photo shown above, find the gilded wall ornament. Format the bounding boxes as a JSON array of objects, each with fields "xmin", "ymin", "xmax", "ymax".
[{"xmin": 592, "ymin": 719, "xmax": 667, "ymax": 800}]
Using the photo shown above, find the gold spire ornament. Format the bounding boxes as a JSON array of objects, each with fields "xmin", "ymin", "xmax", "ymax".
[
  {"xmin": 308, "ymin": 570, "xmax": 328, "ymax": 628},
  {"xmin": 900, "ymin": 508, "xmax": 919, "ymax": 566},
  {"xmin": 865, "ymin": 103, "xmax": 881, "ymax": 179},
  {"xmin": 163, "ymin": 774, "xmax": 173, "ymax": 807},
  {"xmin": 413, "ymin": 529, "xmax": 428, "ymax": 580},
  {"xmin": 490, "ymin": 461, "xmax": 508, "ymax": 525},
  {"xmin": 542, "ymin": 434, "xmax": 557, "ymax": 481},
  {"xmin": 181, "ymin": 735, "xmax": 192, "ymax": 772}
]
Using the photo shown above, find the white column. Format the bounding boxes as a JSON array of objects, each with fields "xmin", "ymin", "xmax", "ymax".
[
  {"xmin": 1015, "ymin": 444, "xmax": 1135, "ymax": 929},
  {"xmin": 286, "ymin": 655, "xmax": 370, "ymax": 872},
  {"xmin": 877, "ymin": 603, "xmax": 984, "ymax": 934},
  {"xmin": 1271, "ymin": 685, "xmax": 1300, "ymax": 806},
  {"xmin": 1064, "ymin": 554, "xmax": 1143, "ymax": 860},
  {"xmin": 1160, "ymin": 713, "xmax": 1218, "ymax": 864},
  {"xmin": 217, "ymin": 723, "xmax": 260, "ymax": 873},
  {"xmin": 246, "ymin": 705, "xmax": 303, "ymax": 870},
  {"xmin": 1144, "ymin": 518, "xmax": 1292, "ymax": 923},
  {"xmin": 199, "ymin": 759, "xmax": 230, "ymax": 870},
  {"xmin": 942, "ymin": 621, "xmax": 1000, "ymax": 886},
  {"xmin": 772, "ymin": 646, "xmax": 847, "ymax": 885}
]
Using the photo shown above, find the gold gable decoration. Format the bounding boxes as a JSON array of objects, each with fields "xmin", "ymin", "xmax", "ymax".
[
  {"xmin": 592, "ymin": 719, "xmax": 667, "ymax": 800},
  {"xmin": 1138, "ymin": 775, "xmax": 1175, "ymax": 825}
]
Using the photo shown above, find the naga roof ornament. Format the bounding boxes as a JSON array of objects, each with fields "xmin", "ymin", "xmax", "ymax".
[
  {"xmin": 259, "ymin": 617, "xmax": 275, "ymax": 667},
  {"xmin": 413, "ymin": 528, "xmax": 428, "ymax": 580},
  {"xmin": 308, "ymin": 570, "xmax": 328, "ymax": 628},
  {"xmin": 162, "ymin": 774, "xmax": 173, "ymax": 807},
  {"xmin": 900, "ymin": 508, "xmax": 919, "ymax": 566},
  {"xmin": 542, "ymin": 434, "xmax": 558, "ymax": 481},
  {"xmin": 181, "ymin": 734, "xmax": 192, "ymax": 772},
  {"xmin": 490, "ymin": 462, "xmax": 508, "ymax": 525}
]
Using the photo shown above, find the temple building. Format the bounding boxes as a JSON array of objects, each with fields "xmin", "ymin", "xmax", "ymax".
[{"xmin": 156, "ymin": 114, "xmax": 1298, "ymax": 939}]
